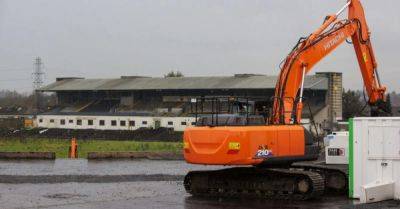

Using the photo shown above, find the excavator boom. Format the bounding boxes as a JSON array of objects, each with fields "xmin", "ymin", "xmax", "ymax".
[{"xmin": 272, "ymin": 0, "xmax": 386, "ymax": 125}]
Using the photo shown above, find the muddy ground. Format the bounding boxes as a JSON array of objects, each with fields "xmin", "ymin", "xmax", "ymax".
[
  {"xmin": 1, "ymin": 182, "xmax": 399, "ymax": 209},
  {"xmin": 0, "ymin": 159, "xmax": 398, "ymax": 209}
]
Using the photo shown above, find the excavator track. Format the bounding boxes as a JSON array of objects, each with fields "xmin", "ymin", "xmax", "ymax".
[
  {"xmin": 184, "ymin": 167, "xmax": 325, "ymax": 200},
  {"xmin": 292, "ymin": 161, "xmax": 348, "ymax": 194}
]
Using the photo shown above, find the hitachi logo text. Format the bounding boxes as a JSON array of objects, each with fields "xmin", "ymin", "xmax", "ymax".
[{"xmin": 324, "ymin": 32, "xmax": 345, "ymax": 51}]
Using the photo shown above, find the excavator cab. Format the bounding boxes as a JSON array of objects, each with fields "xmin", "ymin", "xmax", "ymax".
[{"xmin": 191, "ymin": 96, "xmax": 267, "ymax": 127}]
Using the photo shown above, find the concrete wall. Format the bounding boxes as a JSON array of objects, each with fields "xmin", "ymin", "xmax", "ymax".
[
  {"xmin": 311, "ymin": 105, "xmax": 329, "ymax": 133},
  {"xmin": 316, "ymin": 72, "xmax": 343, "ymax": 121},
  {"xmin": 315, "ymin": 72, "xmax": 343, "ymax": 132}
]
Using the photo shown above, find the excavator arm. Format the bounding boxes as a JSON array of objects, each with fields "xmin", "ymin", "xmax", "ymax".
[{"xmin": 272, "ymin": 0, "xmax": 387, "ymax": 125}]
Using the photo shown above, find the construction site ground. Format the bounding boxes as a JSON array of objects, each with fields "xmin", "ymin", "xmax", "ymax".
[{"xmin": 0, "ymin": 159, "xmax": 399, "ymax": 209}]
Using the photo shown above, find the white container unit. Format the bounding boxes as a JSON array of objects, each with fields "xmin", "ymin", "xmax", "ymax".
[{"xmin": 350, "ymin": 117, "xmax": 400, "ymax": 203}]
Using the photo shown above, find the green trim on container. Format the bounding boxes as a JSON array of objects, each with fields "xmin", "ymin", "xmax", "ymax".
[{"xmin": 348, "ymin": 118, "xmax": 354, "ymax": 198}]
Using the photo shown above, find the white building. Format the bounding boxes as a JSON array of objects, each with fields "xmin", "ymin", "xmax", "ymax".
[{"xmin": 37, "ymin": 115, "xmax": 196, "ymax": 131}]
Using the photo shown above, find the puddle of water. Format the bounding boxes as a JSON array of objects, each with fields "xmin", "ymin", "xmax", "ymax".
[
  {"xmin": 53, "ymin": 159, "xmax": 88, "ymax": 175},
  {"xmin": 0, "ymin": 159, "xmax": 228, "ymax": 176}
]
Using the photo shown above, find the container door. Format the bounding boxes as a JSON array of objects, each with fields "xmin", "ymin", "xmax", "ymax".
[
  {"xmin": 381, "ymin": 127, "xmax": 400, "ymax": 182},
  {"xmin": 368, "ymin": 126, "xmax": 400, "ymax": 183}
]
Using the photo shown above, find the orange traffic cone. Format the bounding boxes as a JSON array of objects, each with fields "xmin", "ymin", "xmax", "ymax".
[{"xmin": 68, "ymin": 137, "xmax": 78, "ymax": 158}]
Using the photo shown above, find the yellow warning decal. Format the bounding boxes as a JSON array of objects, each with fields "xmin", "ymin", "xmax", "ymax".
[
  {"xmin": 363, "ymin": 53, "xmax": 368, "ymax": 63},
  {"xmin": 184, "ymin": 142, "xmax": 189, "ymax": 149},
  {"xmin": 228, "ymin": 142, "xmax": 241, "ymax": 150}
]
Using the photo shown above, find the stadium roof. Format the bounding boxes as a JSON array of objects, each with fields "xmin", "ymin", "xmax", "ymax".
[{"xmin": 39, "ymin": 73, "xmax": 330, "ymax": 92}]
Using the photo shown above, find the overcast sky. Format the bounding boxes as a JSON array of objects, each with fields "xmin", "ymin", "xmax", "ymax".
[{"xmin": 0, "ymin": 0, "xmax": 399, "ymax": 93}]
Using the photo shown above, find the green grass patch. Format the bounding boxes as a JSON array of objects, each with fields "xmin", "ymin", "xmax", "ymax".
[{"xmin": 0, "ymin": 138, "xmax": 183, "ymax": 158}]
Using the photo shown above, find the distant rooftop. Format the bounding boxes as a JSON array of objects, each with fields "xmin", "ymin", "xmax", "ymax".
[{"xmin": 40, "ymin": 73, "xmax": 331, "ymax": 92}]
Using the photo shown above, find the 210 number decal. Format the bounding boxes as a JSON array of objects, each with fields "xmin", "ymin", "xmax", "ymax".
[{"xmin": 255, "ymin": 145, "xmax": 273, "ymax": 158}]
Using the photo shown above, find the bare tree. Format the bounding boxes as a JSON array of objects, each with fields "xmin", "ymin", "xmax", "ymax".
[
  {"xmin": 342, "ymin": 89, "xmax": 369, "ymax": 120},
  {"xmin": 0, "ymin": 90, "xmax": 56, "ymax": 114},
  {"xmin": 164, "ymin": 70, "xmax": 184, "ymax": 78}
]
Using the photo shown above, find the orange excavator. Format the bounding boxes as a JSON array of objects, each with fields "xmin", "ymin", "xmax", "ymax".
[{"xmin": 183, "ymin": 0, "xmax": 389, "ymax": 200}]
